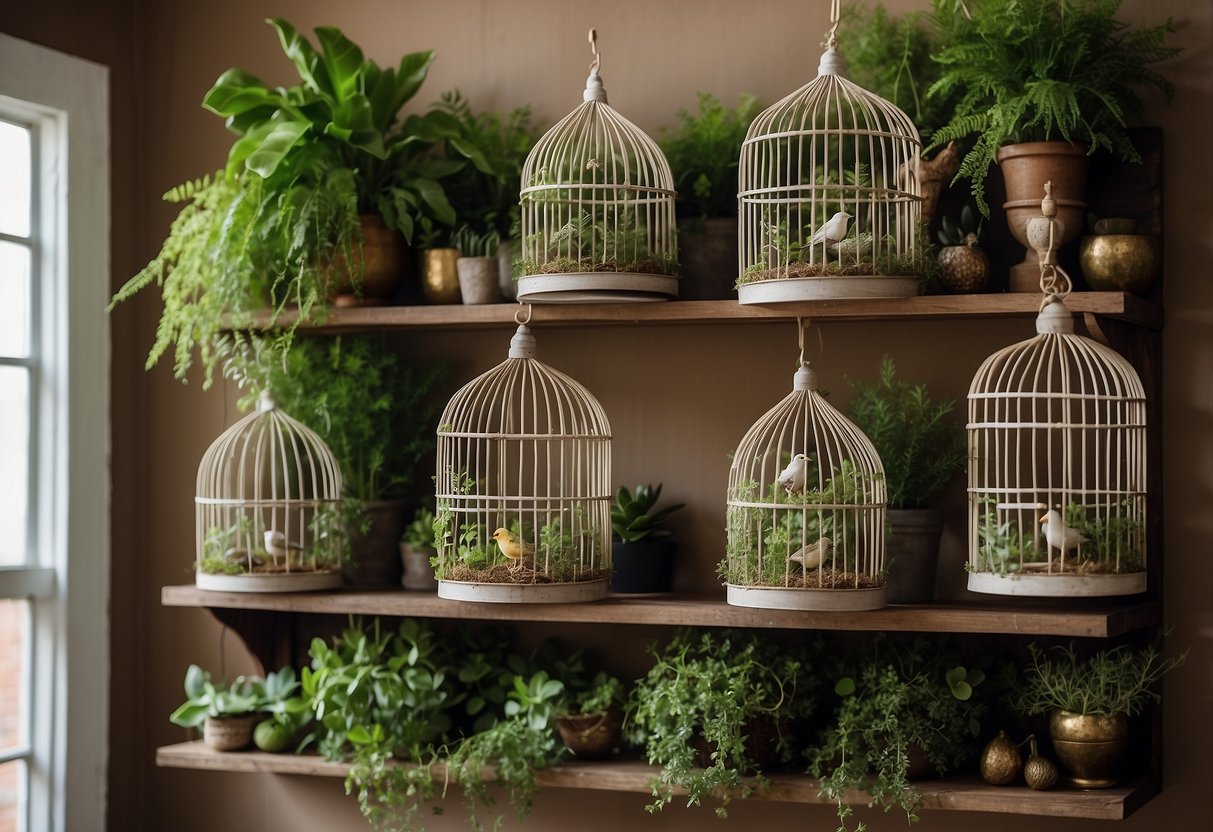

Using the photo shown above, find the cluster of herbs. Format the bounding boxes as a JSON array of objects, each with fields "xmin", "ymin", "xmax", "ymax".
[
  {"xmin": 1012, "ymin": 641, "xmax": 1186, "ymax": 718},
  {"xmin": 658, "ymin": 92, "xmax": 761, "ymax": 221}
]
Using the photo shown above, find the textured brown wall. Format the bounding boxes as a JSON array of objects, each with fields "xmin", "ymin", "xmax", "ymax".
[{"xmin": 3, "ymin": 0, "xmax": 1211, "ymax": 829}]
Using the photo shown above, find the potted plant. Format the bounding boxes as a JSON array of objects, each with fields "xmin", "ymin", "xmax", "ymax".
[
  {"xmin": 109, "ymin": 20, "xmax": 461, "ymax": 386},
  {"xmin": 658, "ymin": 92, "xmax": 760, "ymax": 299},
  {"xmin": 252, "ymin": 666, "xmax": 311, "ymax": 753},
  {"xmin": 1079, "ymin": 215, "xmax": 1161, "ymax": 294},
  {"xmin": 1012, "ymin": 641, "xmax": 1185, "ymax": 788},
  {"xmin": 399, "ymin": 505, "xmax": 439, "ymax": 591},
  {"xmin": 629, "ymin": 629, "xmax": 814, "ymax": 817},
  {"xmin": 935, "ymin": 204, "xmax": 990, "ymax": 293},
  {"xmin": 610, "ymin": 483, "xmax": 685, "ymax": 594},
  {"xmin": 927, "ymin": 0, "xmax": 1180, "ymax": 289},
  {"xmin": 451, "ymin": 225, "xmax": 502, "ymax": 304},
  {"xmin": 232, "ymin": 335, "xmax": 444, "ymax": 587},
  {"xmin": 808, "ymin": 636, "xmax": 1000, "ymax": 830},
  {"xmin": 847, "ymin": 357, "xmax": 965, "ymax": 603},
  {"xmin": 169, "ymin": 664, "xmax": 262, "ymax": 751}
]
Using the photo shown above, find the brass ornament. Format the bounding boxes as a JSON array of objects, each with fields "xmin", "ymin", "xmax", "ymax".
[
  {"xmin": 980, "ymin": 730, "xmax": 1022, "ymax": 786},
  {"xmin": 1023, "ymin": 735, "xmax": 1060, "ymax": 790}
]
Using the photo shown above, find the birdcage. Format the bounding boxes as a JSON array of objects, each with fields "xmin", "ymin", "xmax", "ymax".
[
  {"xmin": 725, "ymin": 348, "xmax": 887, "ymax": 610},
  {"xmin": 434, "ymin": 318, "xmax": 612, "ymax": 603},
  {"xmin": 967, "ymin": 186, "xmax": 1147, "ymax": 597},
  {"xmin": 515, "ymin": 29, "xmax": 678, "ymax": 303},
  {"xmin": 737, "ymin": 0, "xmax": 923, "ymax": 304},
  {"xmin": 195, "ymin": 391, "xmax": 344, "ymax": 592}
]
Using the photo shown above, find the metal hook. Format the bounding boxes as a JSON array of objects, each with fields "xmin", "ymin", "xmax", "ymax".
[
  {"xmin": 514, "ymin": 302, "xmax": 534, "ymax": 326},
  {"xmin": 588, "ymin": 28, "xmax": 601, "ymax": 74}
]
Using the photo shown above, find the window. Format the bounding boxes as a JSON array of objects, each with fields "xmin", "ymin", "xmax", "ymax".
[{"xmin": 0, "ymin": 33, "xmax": 110, "ymax": 832}]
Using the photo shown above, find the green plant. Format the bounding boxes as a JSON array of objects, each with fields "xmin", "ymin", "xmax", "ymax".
[
  {"xmin": 1013, "ymin": 641, "xmax": 1185, "ymax": 717},
  {"xmin": 518, "ymin": 208, "xmax": 678, "ymax": 277},
  {"xmin": 257, "ymin": 665, "xmax": 311, "ymax": 732},
  {"xmin": 402, "ymin": 506, "xmax": 437, "ymax": 552},
  {"xmin": 808, "ymin": 636, "xmax": 1001, "ymax": 832},
  {"xmin": 928, "ymin": 0, "xmax": 1181, "ymax": 214},
  {"xmin": 450, "ymin": 224, "xmax": 501, "ymax": 258},
  {"xmin": 629, "ymin": 630, "xmax": 814, "ymax": 817},
  {"xmin": 846, "ymin": 357, "xmax": 965, "ymax": 509},
  {"xmin": 109, "ymin": 20, "xmax": 460, "ymax": 387},
  {"xmin": 1062, "ymin": 500, "xmax": 1144, "ymax": 569},
  {"xmin": 168, "ymin": 664, "xmax": 261, "ymax": 727},
  {"xmin": 972, "ymin": 498, "xmax": 1039, "ymax": 573},
  {"xmin": 611, "ymin": 484, "xmax": 685, "ymax": 543},
  {"xmin": 936, "ymin": 205, "xmax": 984, "ymax": 246},
  {"xmin": 659, "ymin": 92, "xmax": 761, "ymax": 221}
]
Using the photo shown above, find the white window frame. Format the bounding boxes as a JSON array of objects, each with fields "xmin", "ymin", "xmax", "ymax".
[{"xmin": 0, "ymin": 32, "xmax": 111, "ymax": 832}]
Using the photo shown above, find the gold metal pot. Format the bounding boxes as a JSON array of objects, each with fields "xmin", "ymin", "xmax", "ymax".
[
  {"xmin": 1079, "ymin": 235, "xmax": 1161, "ymax": 295},
  {"xmin": 421, "ymin": 247, "xmax": 462, "ymax": 304},
  {"xmin": 1049, "ymin": 709, "xmax": 1128, "ymax": 788},
  {"xmin": 330, "ymin": 214, "xmax": 406, "ymax": 307}
]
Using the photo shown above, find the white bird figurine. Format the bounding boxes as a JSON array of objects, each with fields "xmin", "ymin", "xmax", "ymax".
[
  {"xmin": 263, "ymin": 529, "xmax": 303, "ymax": 562},
  {"xmin": 775, "ymin": 453, "xmax": 810, "ymax": 496},
  {"xmin": 1039, "ymin": 509, "xmax": 1087, "ymax": 566},
  {"xmin": 806, "ymin": 211, "xmax": 852, "ymax": 250},
  {"xmin": 788, "ymin": 537, "xmax": 833, "ymax": 571}
]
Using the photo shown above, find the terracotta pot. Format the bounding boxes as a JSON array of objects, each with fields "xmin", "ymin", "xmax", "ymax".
[
  {"xmin": 677, "ymin": 217, "xmax": 738, "ymax": 300},
  {"xmin": 1079, "ymin": 235, "xmax": 1161, "ymax": 295},
  {"xmin": 555, "ymin": 710, "xmax": 623, "ymax": 760},
  {"xmin": 399, "ymin": 542, "xmax": 438, "ymax": 591},
  {"xmin": 343, "ymin": 499, "xmax": 408, "ymax": 587},
  {"xmin": 997, "ymin": 142, "xmax": 1088, "ymax": 292},
  {"xmin": 203, "ymin": 714, "xmax": 257, "ymax": 752},
  {"xmin": 330, "ymin": 214, "xmax": 407, "ymax": 307},
  {"xmin": 421, "ymin": 247, "xmax": 461, "ymax": 304},
  {"xmin": 1049, "ymin": 709, "xmax": 1128, "ymax": 788},
  {"xmin": 886, "ymin": 509, "xmax": 943, "ymax": 604},
  {"xmin": 456, "ymin": 256, "xmax": 501, "ymax": 304}
]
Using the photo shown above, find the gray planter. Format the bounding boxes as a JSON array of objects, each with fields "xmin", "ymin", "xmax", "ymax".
[
  {"xmin": 886, "ymin": 508, "xmax": 944, "ymax": 603},
  {"xmin": 677, "ymin": 217, "xmax": 738, "ymax": 300}
]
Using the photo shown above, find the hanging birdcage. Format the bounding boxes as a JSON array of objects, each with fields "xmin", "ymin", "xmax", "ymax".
[
  {"xmin": 195, "ymin": 391, "xmax": 344, "ymax": 592},
  {"xmin": 737, "ymin": 0, "xmax": 923, "ymax": 304},
  {"xmin": 434, "ymin": 318, "xmax": 612, "ymax": 603},
  {"xmin": 725, "ymin": 347, "xmax": 887, "ymax": 611},
  {"xmin": 967, "ymin": 184, "xmax": 1147, "ymax": 597},
  {"xmin": 516, "ymin": 29, "xmax": 678, "ymax": 303}
]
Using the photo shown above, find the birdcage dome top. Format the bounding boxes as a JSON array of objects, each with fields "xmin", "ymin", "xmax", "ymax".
[{"xmin": 438, "ymin": 325, "xmax": 612, "ymax": 439}]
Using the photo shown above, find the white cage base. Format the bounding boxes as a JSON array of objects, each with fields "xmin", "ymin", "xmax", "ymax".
[
  {"xmin": 726, "ymin": 583, "xmax": 887, "ymax": 611},
  {"xmin": 196, "ymin": 569, "xmax": 343, "ymax": 593},
  {"xmin": 516, "ymin": 272, "xmax": 678, "ymax": 303},
  {"xmin": 738, "ymin": 276, "xmax": 919, "ymax": 304},
  {"xmin": 438, "ymin": 578, "xmax": 608, "ymax": 604},
  {"xmin": 967, "ymin": 571, "xmax": 1147, "ymax": 597}
]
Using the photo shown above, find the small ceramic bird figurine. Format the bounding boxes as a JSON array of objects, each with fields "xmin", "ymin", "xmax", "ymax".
[
  {"xmin": 776, "ymin": 453, "xmax": 810, "ymax": 496},
  {"xmin": 806, "ymin": 211, "xmax": 853, "ymax": 250},
  {"xmin": 491, "ymin": 527, "xmax": 534, "ymax": 572},
  {"xmin": 263, "ymin": 530, "xmax": 302, "ymax": 563},
  {"xmin": 1039, "ymin": 509, "xmax": 1087, "ymax": 565},
  {"xmin": 787, "ymin": 537, "xmax": 833, "ymax": 571}
]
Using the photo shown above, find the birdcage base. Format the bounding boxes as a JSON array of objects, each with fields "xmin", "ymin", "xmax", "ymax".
[
  {"xmin": 726, "ymin": 583, "xmax": 887, "ymax": 611},
  {"xmin": 438, "ymin": 578, "xmax": 608, "ymax": 604},
  {"xmin": 738, "ymin": 276, "xmax": 919, "ymax": 304},
  {"xmin": 196, "ymin": 569, "xmax": 343, "ymax": 593},
  {"xmin": 516, "ymin": 272, "xmax": 678, "ymax": 303},
  {"xmin": 966, "ymin": 571, "xmax": 1146, "ymax": 597}
]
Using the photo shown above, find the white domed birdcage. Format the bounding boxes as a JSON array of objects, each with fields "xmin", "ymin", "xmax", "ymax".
[
  {"xmin": 725, "ymin": 351, "xmax": 888, "ymax": 611},
  {"xmin": 195, "ymin": 391, "xmax": 344, "ymax": 592},
  {"xmin": 516, "ymin": 29, "xmax": 678, "ymax": 303},
  {"xmin": 434, "ymin": 319, "xmax": 612, "ymax": 603},
  {"xmin": 967, "ymin": 185, "xmax": 1147, "ymax": 597},
  {"xmin": 737, "ymin": 0, "xmax": 923, "ymax": 304}
]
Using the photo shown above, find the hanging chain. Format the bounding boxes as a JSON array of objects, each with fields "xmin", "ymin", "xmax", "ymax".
[
  {"xmin": 588, "ymin": 28, "xmax": 601, "ymax": 75},
  {"xmin": 824, "ymin": 0, "xmax": 841, "ymax": 50}
]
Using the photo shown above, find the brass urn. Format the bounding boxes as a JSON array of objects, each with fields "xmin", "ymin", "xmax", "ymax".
[
  {"xmin": 422, "ymin": 247, "xmax": 462, "ymax": 304},
  {"xmin": 1049, "ymin": 710, "xmax": 1128, "ymax": 788},
  {"xmin": 1079, "ymin": 234, "xmax": 1161, "ymax": 295}
]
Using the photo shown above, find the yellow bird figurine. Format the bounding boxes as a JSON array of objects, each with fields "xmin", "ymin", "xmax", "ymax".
[
  {"xmin": 787, "ymin": 537, "xmax": 833, "ymax": 571},
  {"xmin": 491, "ymin": 527, "xmax": 534, "ymax": 572}
]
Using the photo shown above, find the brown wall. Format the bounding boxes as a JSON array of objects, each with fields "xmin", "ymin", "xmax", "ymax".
[{"xmin": 3, "ymin": 0, "xmax": 1212, "ymax": 829}]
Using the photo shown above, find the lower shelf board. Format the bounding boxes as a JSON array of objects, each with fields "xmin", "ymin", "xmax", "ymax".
[{"xmin": 155, "ymin": 741, "xmax": 1155, "ymax": 820}]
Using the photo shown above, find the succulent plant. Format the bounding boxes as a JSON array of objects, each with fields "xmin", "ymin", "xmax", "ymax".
[
  {"xmin": 936, "ymin": 205, "xmax": 990, "ymax": 293},
  {"xmin": 937, "ymin": 205, "xmax": 983, "ymax": 247},
  {"xmin": 610, "ymin": 484, "xmax": 684, "ymax": 543}
]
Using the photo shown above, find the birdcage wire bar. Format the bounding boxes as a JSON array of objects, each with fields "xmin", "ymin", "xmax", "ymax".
[
  {"xmin": 726, "ymin": 362, "xmax": 887, "ymax": 611},
  {"xmin": 516, "ymin": 30, "xmax": 678, "ymax": 303},
  {"xmin": 195, "ymin": 391, "xmax": 344, "ymax": 592},
  {"xmin": 435, "ymin": 324, "xmax": 612, "ymax": 603},
  {"xmin": 737, "ymin": 5, "xmax": 922, "ymax": 303}
]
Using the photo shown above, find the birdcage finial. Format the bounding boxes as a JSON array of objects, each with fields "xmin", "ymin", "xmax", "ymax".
[
  {"xmin": 819, "ymin": 0, "xmax": 847, "ymax": 75},
  {"xmin": 583, "ymin": 28, "xmax": 607, "ymax": 102},
  {"xmin": 1024, "ymin": 181, "xmax": 1076, "ymax": 332},
  {"xmin": 508, "ymin": 324, "xmax": 538, "ymax": 359},
  {"xmin": 257, "ymin": 389, "xmax": 278, "ymax": 412}
]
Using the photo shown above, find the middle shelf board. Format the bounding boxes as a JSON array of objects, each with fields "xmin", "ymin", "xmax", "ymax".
[
  {"xmin": 155, "ymin": 741, "xmax": 1154, "ymax": 821},
  {"xmin": 161, "ymin": 586, "xmax": 1158, "ymax": 637}
]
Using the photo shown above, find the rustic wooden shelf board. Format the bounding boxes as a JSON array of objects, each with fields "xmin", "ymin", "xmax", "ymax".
[
  {"xmin": 156, "ymin": 742, "xmax": 1152, "ymax": 820},
  {"xmin": 248, "ymin": 293, "xmax": 1160, "ymax": 333},
  {"xmin": 161, "ymin": 586, "xmax": 1159, "ymax": 637}
]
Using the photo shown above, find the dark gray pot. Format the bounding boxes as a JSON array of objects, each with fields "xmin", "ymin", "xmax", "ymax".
[
  {"xmin": 886, "ymin": 508, "xmax": 944, "ymax": 603},
  {"xmin": 611, "ymin": 539, "xmax": 677, "ymax": 593},
  {"xmin": 343, "ymin": 499, "xmax": 408, "ymax": 587},
  {"xmin": 677, "ymin": 217, "xmax": 738, "ymax": 300}
]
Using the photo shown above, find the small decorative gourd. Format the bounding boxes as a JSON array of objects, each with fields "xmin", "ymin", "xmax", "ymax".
[
  {"xmin": 980, "ymin": 730, "xmax": 1022, "ymax": 786},
  {"xmin": 1023, "ymin": 735, "xmax": 1060, "ymax": 790},
  {"xmin": 936, "ymin": 205, "xmax": 989, "ymax": 293}
]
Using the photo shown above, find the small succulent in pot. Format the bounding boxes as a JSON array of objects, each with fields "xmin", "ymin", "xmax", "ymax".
[
  {"xmin": 610, "ymin": 484, "xmax": 686, "ymax": 593},
  {"xmin": 935, "ymin": 205, "xmax": 989, "ymax": 293}
]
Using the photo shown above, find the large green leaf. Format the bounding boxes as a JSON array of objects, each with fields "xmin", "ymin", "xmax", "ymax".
[
  {"xmin": 413, "ymin": 177, "xmax": 455, "ymax": 225},
  {"xmin": 393, "ymin": 50, "xmax": 437, "ymax": 112},
  {"xmin": 244, "ymin": 119, "xmax": 311, "ymax": 178},
  {"xmin": 267, "ymin": 18, "xmax": 330, "ymax": 96},
  {"xmin": 314, "ymin": 26, "xmax": 365, "ymax": 101},
  {"xmin": 324, "ymin": 95, "xmax": 387, "ymax": 158},
  {"xmin": 202, "ymin": 68, "xmax": 276, "ymax": 118}
]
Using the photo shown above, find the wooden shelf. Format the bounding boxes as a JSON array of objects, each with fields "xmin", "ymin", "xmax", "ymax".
[
  {"xmin": 262, "ymin": 293, "xmax": 1161, "ymax": 333},
  {"xmin": 155, "ymin": 741, "xmax": 1154, "ymax": 820},
  {"xmin": 161, "ymin": 585, "xmax": 1159, "ymax": 638}
]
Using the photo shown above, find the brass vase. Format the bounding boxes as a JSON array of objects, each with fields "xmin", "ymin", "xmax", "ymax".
[
  {"xmin": 1079, "ymin": 235, "xmax": 1161, "ymax": 295},
  {"xmin": 330, "ymin": 214, "xmax": 406, "ymax": 307},
  {"xmin": 1049, "ymin": 710, "xmax": 1128, "ymax": 788},
  {"xmin": 421, "ymin": 247, "xmax": 462, "ymax": 304}
]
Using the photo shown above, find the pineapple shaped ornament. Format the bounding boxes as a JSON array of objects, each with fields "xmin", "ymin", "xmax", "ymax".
[{"xmin": 936, "ymin": 205, "xmax": 989, "ymax": 293}]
